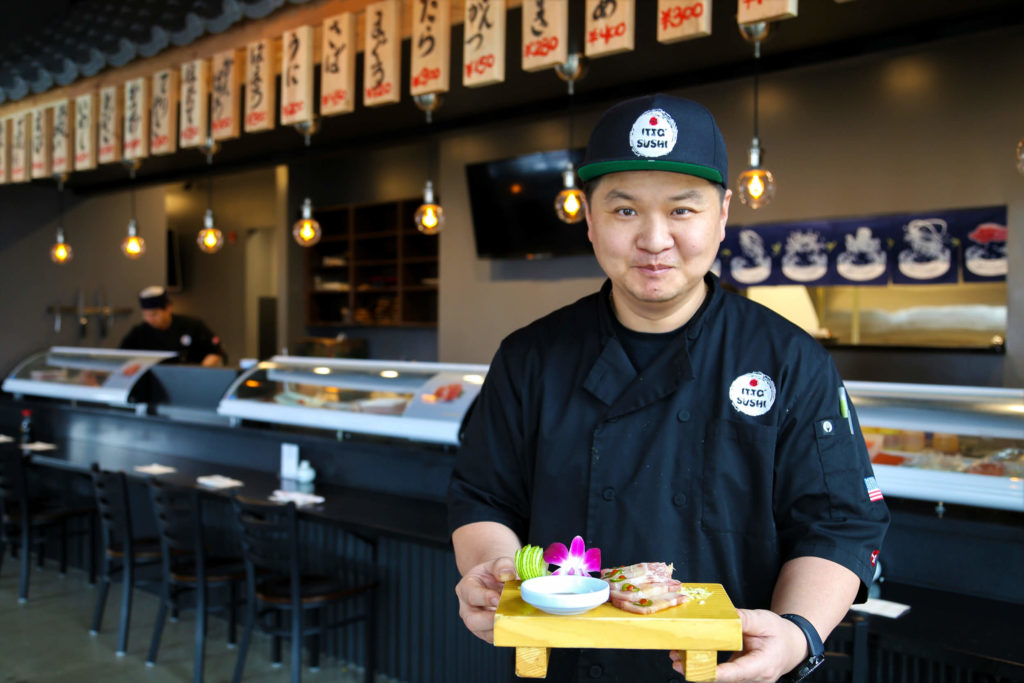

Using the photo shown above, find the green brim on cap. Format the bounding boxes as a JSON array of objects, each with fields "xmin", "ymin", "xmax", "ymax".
[{"xmin": 577, "ymin": 159, "xmax": 724, "ymax": 185}]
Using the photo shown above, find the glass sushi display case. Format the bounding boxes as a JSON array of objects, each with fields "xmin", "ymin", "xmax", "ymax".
[
  {"xmin": 846, "ymin": 381, "xmax": 1024, "ymax": 511},
  {"xmin": 218, "ymin": 356, "xmax": 489, "ymax": 446},
  {"xmin": 2, "ymin": 346, "xmax": 178, "ymax": 407}
]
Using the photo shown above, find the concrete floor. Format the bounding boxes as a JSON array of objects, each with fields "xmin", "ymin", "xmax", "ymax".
[{"xmin": 0, "ymin": 559, "xmax": 367, "ymax": 683}]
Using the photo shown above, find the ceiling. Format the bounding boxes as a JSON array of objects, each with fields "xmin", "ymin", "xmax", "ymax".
[{"xmin": 1, "ymin": 0, "xmax": 1022, "ymax": 196}]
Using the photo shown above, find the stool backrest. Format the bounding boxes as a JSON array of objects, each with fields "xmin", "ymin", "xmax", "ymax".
[
  {"xmin": 147, "ymin": 478, "xmax": 205, "ymax": 575},
  {"xmin": 231, "ymin": 496, "xmax": 301, "ymax": 597},
  {"xmin": 90, "ymin": 465, "xmax": 134, "ymax": 555}
]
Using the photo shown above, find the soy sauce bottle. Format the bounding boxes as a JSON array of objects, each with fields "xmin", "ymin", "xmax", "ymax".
[{"xmin": 19, "ymin": 408, "xmax": 32, "ymax": 445}]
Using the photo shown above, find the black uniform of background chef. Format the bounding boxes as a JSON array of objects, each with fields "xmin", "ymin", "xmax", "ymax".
[
  {"xmin": 448, "ymin": 95, "xmax": 889, "ymax": 682},
  {"xmin": 120, "ymin": 286, "xmax": 227, "ymax": 367}
]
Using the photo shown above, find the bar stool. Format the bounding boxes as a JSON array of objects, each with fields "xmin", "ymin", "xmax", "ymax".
[
  {"xmin": 230, "ymin": 495, "xmax": 378, "ymax": 683},
  {"xmin": 0, "ymin": 445, "xmax": 95, "ymax": 603},
  {"xmin": 89, "ymin": 465, "xmax": 164, "ymax": 656},
  {"xmin": 146, "ymin": 478, "xmax": 246, "ymax": 683}
]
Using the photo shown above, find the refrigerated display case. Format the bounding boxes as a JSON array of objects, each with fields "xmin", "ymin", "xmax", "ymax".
[
  {"xmin": 846, "ymin": 381, "xmax": 1024, "ymax": 511},
  {"xmin": 2, "ymin": 346, "xmax": 177, "ymax": 406},
  {"xmin": 218, "ymin": 356, "xmax": 488, "ymax": 446}
]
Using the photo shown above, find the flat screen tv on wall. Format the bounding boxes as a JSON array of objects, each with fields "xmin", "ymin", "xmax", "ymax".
[{"xmin": 465, "ymin": 148, "xmax": 592, "ymax": 260}]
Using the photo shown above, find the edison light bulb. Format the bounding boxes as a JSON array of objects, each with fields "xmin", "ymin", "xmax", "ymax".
[
  {"xmin": 736, "ymin": 138, "xmax": 776, "ymax": 210},
  {"xmin": 120, "ymin": 218, "xmax": 146, "ymax": 259},
  {"xmin": 415, "ymin": 180, "xmax": 444, "ymax": 235},
  {"xmin": 292, "ymin": 197, "xmax": 322, "ymax": 246},
  {"xmin": 50, "ymin": 227, "xmax": 73, "ymax": 264},
  {"xmin": 555, "ymin": 166, "xmax": 585, "ymax": 224},
  {"xmin": 1016, "ymin": 138, "xmax": 1024, "ymax": 175},
  {"xmin": 197, "ymin": 209, "xmax": 224, "ymax": 253}
]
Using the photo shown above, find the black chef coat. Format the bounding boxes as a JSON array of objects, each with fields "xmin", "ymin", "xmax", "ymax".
[
  {"xmin": 448, "ymin": 274, "xmax": 889, "ymax": 683},
  {"xmin": 120, "ymin": 314, "xmax": 226, "ymax": 365}
]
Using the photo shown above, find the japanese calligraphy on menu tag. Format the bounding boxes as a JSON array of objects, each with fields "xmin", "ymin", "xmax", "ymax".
[
  {"xmin": 0, "ymin": 119, "xmax": 8, "ymax": 184},
  {"xmin": 211, "ymin": 49, "xmax": 240, "ymax": 139},
  {"xmin": 658, "ymin": 0, "xmax": 712, "ymax": 43},
  {"xmin": 98, "ymin": 85, "xmax": 121, "ymax": 163},
  {"xmin": 280, "ymin": 25, "xmax": 314, "ymax": 124},
  {"xmin": 74, "ymin": 93, "xmax": 96, "ymax": 171},
  {"xmin": 51, "ymin": 100, "xmax": 72, "ymax": 174},
  {"xmin": 411, "ymin": 0, "xmax": 451, "ymax": 95},
  {"xmin": 180, "ymin": 59, "xmax": 209, "ymax": 148},
  {"xmin": 463, "ymin": 0, "xmax": 506, "ymax": 87},
  {"xmin": 150, "ymin": 69, "xmax": 178, "ymax": 155},
  {"xmin": 31, "ymin": 107, "xmax": 52, "ymax": 178},
  {"xmin": 522, "ymin": 0, "xmax": 568, "ymax": 72},
  {"xmin": 736, "ymin": 0, "xmax": 797, "ymax": 24},
  {"xmin": 364, "ymin": 1, "xmax": 401, "ymax": 106},
  {"xmin": 123, "ymin": 77, "xmax": 149, "ymax": 160},
  {"xmin": 245, "ymin": 39, "xmax": 275, "ymax": 132},
  {"xmin": 321, "ymin": 13, "xmax": 356, "ymax": 115},
  {"xmin": 585, "ymin": 0, "xmax": 635, "ymax": 58},
  {"xmin": 10, "ymin": 113, "xmax": 29, "ymax": 181}
]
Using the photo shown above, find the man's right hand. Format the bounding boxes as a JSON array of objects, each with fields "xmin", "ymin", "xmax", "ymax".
[{"xmin": 454, "ymin": 556, "xmax": 517, "ymax": 643}]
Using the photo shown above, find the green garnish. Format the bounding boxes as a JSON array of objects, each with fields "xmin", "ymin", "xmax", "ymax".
[{"xmin": 514, "ymin": 544, "xmax": 549, "ymax": 580}]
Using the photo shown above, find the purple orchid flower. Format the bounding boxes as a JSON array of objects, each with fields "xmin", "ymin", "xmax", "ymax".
[{"xmin": 543, "ymin": 535, "xmax": 601, "ymax": 576}]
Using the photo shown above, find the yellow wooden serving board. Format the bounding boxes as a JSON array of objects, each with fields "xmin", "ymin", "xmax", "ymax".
[{"xmin": 493, "ymin": 581, "xmax": 742, "ymax": 681}]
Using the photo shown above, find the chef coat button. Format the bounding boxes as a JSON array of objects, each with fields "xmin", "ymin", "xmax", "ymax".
[
  {"xmin": 677, "ymin": 409, "xmax": 691, "ymax": 422},
  {"xmin": 588, "ymin": 664, "xmax": 603, "ymax": 678},
  {"xmin": 672, "ymin": 492, "xmax": 687, "ymax": 506},
  {"xmin": 602, "ymin": 487, "xmax": 616, "ymax": 501}
]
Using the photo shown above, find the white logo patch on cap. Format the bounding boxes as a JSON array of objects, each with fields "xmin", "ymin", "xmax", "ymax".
[
  {"xmin": 629, "ymin": 108, "xmax": 678, "ymax": 158},
  {"xmin": 728, "ymin": 371, "xmax": 777, "ymax": 417},
  {"xmin": 180, "ymin": 334, "xmax": 192, "ymax": 347}
]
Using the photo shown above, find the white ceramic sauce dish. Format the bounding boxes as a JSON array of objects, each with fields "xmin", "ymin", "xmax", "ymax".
[{"xmin": 519, "ymin": 575, "xmax": 609, "ymax": 616}]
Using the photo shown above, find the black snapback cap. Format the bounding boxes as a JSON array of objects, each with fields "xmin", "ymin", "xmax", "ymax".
[
  {"xmin": 138, "ymin": 285, "xmax": 169, "ymax": 309},
  {"xmin": 578, "ymin": 94, "xmax": 728, "ymax": 187}
]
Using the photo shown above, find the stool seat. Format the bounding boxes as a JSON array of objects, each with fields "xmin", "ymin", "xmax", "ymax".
[
  {"xmin": 170, "ymin": 557, "xmax": 246, "ymax": 584},
  {"xmin": 106, "ymin": 538, "xmax": 162, "ymax": 560},
  {"xmin": 256, "ymin": 574, "xmax": 376, "ymax": 606}
]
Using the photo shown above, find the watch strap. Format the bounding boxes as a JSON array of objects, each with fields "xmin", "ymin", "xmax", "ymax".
[{"xmin": 778, "ymin": 613, "xmax": 825, "ymax": 682}]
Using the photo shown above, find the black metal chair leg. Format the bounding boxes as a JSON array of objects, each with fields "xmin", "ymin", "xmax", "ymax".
[
  {"xmin": 146, "ymin": 588, "xmax": 170, "ymax": 666},
  {"xmin": 228, "ymin": 581, "xmax": 237, "ymax": 647},
  {"xmin": 309, "ymin": 608, "xmax": 320, "ymax": 672},
  {"xmin": 19, "ymin": 520, "xmax": 31, "ymax": 603},
  {"xmin": 87, "ymin": 513, "xmax": 97, "ymax": 585},
  {"xmin": 117, "ymin": 558, "xmax": 134, "ymax": 656},
  {"xmin": 90, "ymin": 557, "xmax": 112, "ymax": 635},
  {"xmin": 365, "ymin": 591, "xmax": 377, "ymax": 683},
  {"xmin": 272, "ymin": 610, "xmax": 282, "ymax": 666},
  {"xmin": 0, "ymin": 539, "xmax": 6, "ymax": 576},
  {"xmin": 291, "ymin": 605, "xmax": 302, "ymax": 683},
  {"xmin": 194, "ymin": 581, "xmax": 207, "ymax": 683},
  {"xmin": 59, "ymin": 518, "xmax": 68, "ymax": 575},
  {"xmin": 231, "ymin": 598, "xmax": 255, "ymax": 683}
]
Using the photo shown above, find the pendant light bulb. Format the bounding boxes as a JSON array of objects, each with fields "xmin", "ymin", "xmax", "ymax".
[
  {"xmin": 292, "ymin": 197, "xmax": 322, "ymax": 246},
  {"xmin": 414, "ymin": 180, "xmax": 444, "ymax": 235},
  {"xmin": 737, "ymin": 138, "xmax": 776, "ymax": 210},
  {"xmin": 554, "ymin": 165, "xmax": 586, "ymax": 224},
  {"xmin": 121, "ymin": 218, "xmax": 146, "ymax": 259},
  {"xmin": 197, "ymin": 209, "xmax": 224, "ymax": 253},
  {"xmin": 50, "ymin": 227, "xmax": 73, "ymax": 264},
  {"xmin": 1016, "ymin": 138, "xmax": 1024, "ymax": 175}
]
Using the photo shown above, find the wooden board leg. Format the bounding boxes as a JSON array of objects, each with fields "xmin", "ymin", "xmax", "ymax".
[
  {"xmin": 682, "ymin": 650, "xmax": 717, "ymax": 681},
  {"xmin": 515, "ymin": 646, "xmax": 550, "ymax": 678}
]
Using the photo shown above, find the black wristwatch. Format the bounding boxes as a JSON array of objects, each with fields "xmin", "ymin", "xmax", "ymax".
[{"xmin": 778, "ymin": 613, "xmax": 825, "ymax": 682}]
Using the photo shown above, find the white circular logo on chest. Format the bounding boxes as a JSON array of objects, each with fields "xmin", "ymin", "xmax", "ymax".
[
  {"xmin": 629, "ymin": 108, "xmax": 678, "ymax": 159},
  {"xmin": 728, "ymin": 371, "xmax": 777, "ymax": 417},
  {"xmin": 180, "ymin": 334, "xmax": 192, "ymax": 347}
]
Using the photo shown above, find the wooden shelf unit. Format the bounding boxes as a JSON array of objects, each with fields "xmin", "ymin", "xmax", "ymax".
[{"xmin": 305, "ymin": 197, "xmax": 439, "ymax": 328}]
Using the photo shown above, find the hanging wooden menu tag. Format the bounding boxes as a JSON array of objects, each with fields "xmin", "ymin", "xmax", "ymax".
[
  {"xmin": 150, "ymin": 69, "xmax": 178, "ymax": 155},
  {"xmin": 463, "ymin": 0, "xmax": 506, "ymax": 87},
  {"xmin": 321, "ymin": 12, "xmax": 356, "ymax": 115},
  {"xmin": 245, "ymin": 39, "xmax": 275, "ymax": 132},
  {"xmin": 180, "ymin": 59, "xmax": 209, "ymax": 148},
  {"xmin": 585, "ymin": 0, "xmax": 635, "ymax": 58},
  {"xmin": 10, "ymin": 113, "xmax": 30, "ymax": 181},
  {"xmin": 74, "ymin": 93, "xmax": 96, "ymax": 171},
  {"xmin": 51, "ymin": 100, "xmax": 73, "ymax": 175},
  {"xmin": 411, "ymin": 0, "xmax": 451, "ymax": 96},
  {"xmin": 98, "ymin": 85, "xmax": 122, "ymax": 163},
  {"xmin": 364, "ymin": 0, "xmax": 401, "ymax": 106},
  {"xmin": 211, "ymin": 49, "xmax": 241, "ymax": 140},
  {"xmin": 0, "ymin": 118, "xmax": 8, "ymax": 184},
  {"xmin": 30, "ymin": 107, "xmax": 52, "ymax": 178},
  {"xmin": 658, "ymin": 0, "xmax": 712, "ymax": 43},
  {"xmin": 281, "ymin": 25, "xmax": 314, "ymax": 124},
  {"xmin": 736, "ymin": 0, "xmax": 797, "ymax": 24},
  {"xmin": 522, "ymin": 0, "xmax": 568, "ymax": 72},
  {"xmin": 123, "ymin": 77, "xmax": 149, "ymax": 160}
]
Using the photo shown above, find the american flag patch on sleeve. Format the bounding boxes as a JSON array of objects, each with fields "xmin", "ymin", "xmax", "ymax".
[{"xmin": 864, "ymin": 476, "xmax": 884, "ymax": 502}]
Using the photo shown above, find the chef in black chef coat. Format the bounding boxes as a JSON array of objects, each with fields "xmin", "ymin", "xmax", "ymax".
[
  {"xmin": 448, "ymin": 95, "xmax": 889, "ymax": 683},
  {"xmin": 120, "ymin": 286, "xmax": 227, "ymax": 367}
]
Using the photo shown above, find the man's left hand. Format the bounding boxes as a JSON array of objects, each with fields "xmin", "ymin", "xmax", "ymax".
[
  {"xmin": 669, "ymin": 608, "xmax": 807, "ymax": 682},
  {"xmin": 201, "ymin": 354, "xmax": 225, "ymax": 367}
]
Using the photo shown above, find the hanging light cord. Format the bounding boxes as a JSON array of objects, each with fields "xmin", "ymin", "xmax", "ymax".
[{"xmin": 753, "ymin": 41, "xmax": 761, "ymax": 140}]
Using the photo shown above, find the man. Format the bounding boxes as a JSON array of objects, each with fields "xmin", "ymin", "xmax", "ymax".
[
  {"xmin": 120, "ymin": 286, "xmax": 227, "ymax": 367},
  {"xmin": 448, "ymin": 95, "xmax": 889, "ymax": 682}
]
